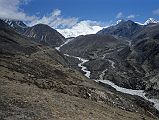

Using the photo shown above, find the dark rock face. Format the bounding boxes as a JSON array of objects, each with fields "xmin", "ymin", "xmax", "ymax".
[
  {"xmin": 132, "ymin": 23, "xmax": 159, "ymax": 43},
  {"xmin": 97, "ymin": 20, "xmax": 144, "ymax": 40},
  {"xmin": 0, "ymin": 20, "xmax": 159, "ymax": 119},
  {"xmin": 1, "ymin": 19, "xmax": 66, "ymax": 48},
  {"xmin": 24, "ymin": 24, "xmax": 65, "ymax": 47},
  {"xmin": 2, "ymin": 19, "xmax": 28, "ymax": 34}
]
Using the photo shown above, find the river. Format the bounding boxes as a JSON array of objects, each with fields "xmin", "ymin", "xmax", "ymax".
[{"xmin": 55, "ymin": 38, "xmax": 159, "ymax": 111}]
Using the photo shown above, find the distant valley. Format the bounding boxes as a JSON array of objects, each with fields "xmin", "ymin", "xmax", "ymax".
[{"xmin": 0, "ymin": 18, "xmax": 159, "ymax": 120}]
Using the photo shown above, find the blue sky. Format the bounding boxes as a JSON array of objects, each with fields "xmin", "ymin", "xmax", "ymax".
[
  {"xmin": 21, "ymin": 0, "xmax": 159, "ymax": 23},
  {"xmin": 0, "ymin": 0, "xmax": 159, "ymax": 37}
]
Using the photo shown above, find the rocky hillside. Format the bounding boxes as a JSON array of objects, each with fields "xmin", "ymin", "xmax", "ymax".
[
  {"xmin": 97, "ymin": 20, "xmax": 144, "ymax": 40},
  {"xmin": 2, "ymin": 19, "xmax": 28, "ymax": 34},
  {"xmin": 60, "ymin": 34, "xmax": 128, "ymax": 58},
  {"xmin": 129, "ymin": 23, "xmax": 159, "ymax": 98},
  {"xmin": 2, "ymin": 19, "xmax": 66, "ymax": 48},
  {"xmin": 24, "ymin": 24, "xmax": 65, "ymax": 47},
  {"xmin": 60, "ymin": 34, "xmax": 136, "ymax": 88},
  {"xmin": 60, "ymin": 21, "xmax": 159, "ymax": 100},
  {"xmin": 0, "ymin": 20, "xmax": 159, "ymax": 119}
]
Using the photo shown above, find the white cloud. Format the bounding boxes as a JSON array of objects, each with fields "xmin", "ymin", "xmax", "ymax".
[
  {"xmin": 29, "ymin": 9, "xmax": 78, "ymax": 29},
  {"xmin": 116, "ymin": 12, "xmax": 123, "ymax": 19},
  {"xmin": 0, "ymin": 0, "xmax": 77, "ymax": 29},
  {"xmin": 31, "ymin": 10, "xmax": 109, "ymax": 38},
  {"xmin": 52, "ymin": 9, "xmax": 61, "ymax": 16},
  {"xmin": 0, "ymin": 0, "xmax": 108, "ymax": 37},
  {"xmin": 153, "ymin": 8, "xmax": 159, "ymax": 15},
  {"xmin": 0, "ymin": 0, "xmax": 37, "ymax": 21},
  {"xmin": 57, "ymin": 20, "xmax": 107, "ymax": 38},
  {"xmin": 127, "ymin": 14, "xmax": 135, "ymax": 19}
]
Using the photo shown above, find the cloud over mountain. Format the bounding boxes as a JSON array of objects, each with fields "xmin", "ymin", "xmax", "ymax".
[
  {"xmin": 0, "ymin": 0, "xmax": 78, "ymax": 29},
  {"xmin": 29, "ymin": 9, "xmax": 78, "ymax": 29},
  {"xmin": 127, "ymin": 14, "xmax": 135, "ymax": 19},
  {"xmin": 57, "ymin": 20, "xmax": 107, "ymax": 38},
  {"xmin": 0, "ymin": 0, "xmax": 105, "ymax": 37},
  {"xmin": 116, "ymin": 12, "xmax": 123, "ymax": 19},
  {"xmin": 0, "ymin": 0, "xmax": 36, "ymax": 21}
]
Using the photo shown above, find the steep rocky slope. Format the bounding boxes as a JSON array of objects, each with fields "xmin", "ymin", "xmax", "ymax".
[
  {"xmin": 60, "ymin": 34, "xmax": 128, "ymax": 58},
  {"xmin": 24, "ymin": 24, "xmax": 65, "ymax": 47},
  {"xmin": 0, "ymin": 20, "xmax": 159, "ymax": 119},
  {"xmin": 129, "ymin": 23, "xmax": 159, "ymax": 98},
  {"xmin": 97, "ymin": 20, "xmax": 144, "ymax": 39},
  {"xmin": 1, "ymin": 19, "xmax": 66, "ymax": 48},
  {"xmin": 2, "ymin": 19, "xmax": 28, "ymax": 34}
]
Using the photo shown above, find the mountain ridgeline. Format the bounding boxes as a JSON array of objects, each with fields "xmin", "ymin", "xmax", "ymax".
[
  {"xmin": 97, "ymin": 18, "xmax": 159, "ymax": 40},
  {"xmin": 24, "ymin": 24, "xmax": 65, "ymax": 47},
  {"xmin": 0, "ymin": 18, "xmax": 159, "ymax": 120},
  {"xmin": 2, "ymin": 19, "xmax": 65, "ymax": 47},
  {"xmin": 97, "ymin": 20, "xmax": 144, "ymax": 39}
]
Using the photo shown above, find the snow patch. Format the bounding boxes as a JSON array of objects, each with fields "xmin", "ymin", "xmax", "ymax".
[
  {"xmin": 64, "ymin": 54, "xmax": 91, "ymax": 78},
  {"xmin": 55, "ymin": 38, "xmax": 74, "ymax": 51},
  {"xmin": 108, "ymin": 59, "xmax": 115, "ymax": 69}
]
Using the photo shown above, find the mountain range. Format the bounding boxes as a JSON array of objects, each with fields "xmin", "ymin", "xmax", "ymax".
[
  {"xmin": 2, "ymin": 19, "xmax": 65, "ymax": 47},
  {"xmin": 61, "ymin": 19, "xmax": 159, "ymax": 98},
  {"xmin": 97, "ymin": 18, "xmax": 159, "ymax": 40},
  {"xmin": 0, "ymin": 18, "xmax": 159, "ymax": 120}
]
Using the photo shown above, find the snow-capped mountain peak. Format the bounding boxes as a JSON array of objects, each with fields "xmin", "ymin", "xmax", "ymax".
[
  {"xmin": 2, "ymin": 19, "xmax": 27, "ymax": 28},
  {"xmin": 144, "ymin": 18, "xmax": 158, "ymax": 25},
  {"xmin": 116, "ymin": 20, "xmax": 122, "ymax": 24},
  {"xmin": 57, "ymin": 20, "xmax": 105, "ymax": 38},
  {"xmin": 116, "ymin": 19, "xmax": 126, "ymax": 25}
]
